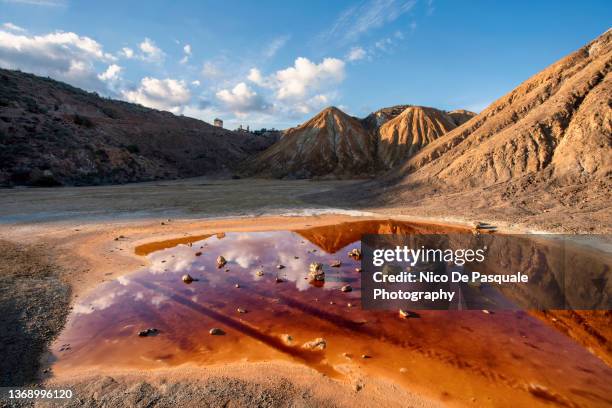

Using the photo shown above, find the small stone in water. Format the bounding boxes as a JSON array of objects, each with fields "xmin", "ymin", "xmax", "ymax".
[
  {"xmin": 275, "ymin": 277, "xmax": 284, "ymax": 283},
  {"xmin": 209, "ymin": 328, "xmax": 225, "ymax": 335},
  {"xmin": 280, "ymin": 334, "xmax": 293, "ymax": 345},
  {"xmin": 195, "ymin": 252, "xmax": 202, "ymax": 257},
  {"xmin": 348, "ymin": 248, "xmax": 362, "ymax": 260},
  {"xmin": 302, "ymin": 338, "xmax": 326, "ymax": 350},
  {"xmin": 276, "ymin": 264, "xmax": 285, "ymax": 269},
  {"xmin": 361, "ymin": 354, "xmax": 372, "ymax": 359},
  {"xmin": 341, "ymin": 285, "xmax": 352, "ymax": 292},
  {"xmin": 237, "ymin": 308, "xmax": 247, "ymax": 314},
  {"xmin": 308, "ymin": 262, "xmax": 325, "ymax": 281},
  {"xmin": 182, "ymin": 274, "xmax": 194, "ymax": 284},
  {"xmin": 399, "ymin": 367, "xmax": 408, "ymax": 373},
  {"xmin": 330, "ymin": 260, "xmax": 342, "ymax": 267},
  {"xmin": 355, "ymin": 268, "xmax": 362, "ymax": 273},
  {"xmin": 235, "ymin": 284, "xmax": 240, "ymax": 288},
  {"xmin": 216, "ymin": 256, "xmax": 227, "ymax": 268},
  {"xmin": 256, "ymin": 270, "xmax": 264, "ymax": 276}
]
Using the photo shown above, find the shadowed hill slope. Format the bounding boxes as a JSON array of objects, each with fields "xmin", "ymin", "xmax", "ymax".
[{"xmin": 0, "ymin": 69, "xmax": 277, "ymax": 186}]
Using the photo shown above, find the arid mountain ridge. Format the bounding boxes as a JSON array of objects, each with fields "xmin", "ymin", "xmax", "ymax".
[
  {"xmin": 242, "ymin": 105, "xmax": 474, "ymax": 178},
  {"xmin": 308, "ymin": 28, "xmax": 611, "ymax": 233},
  {"xmin": 0, "ymin": 69, "xmax": 280, "ymax": 187},
  {"xmin": 0, "ymin": 67, "xmax": 472, "ymax": 186}
]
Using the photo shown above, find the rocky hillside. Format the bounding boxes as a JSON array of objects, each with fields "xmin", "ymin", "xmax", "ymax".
[
  {"xmin": 377, "ymin": 106, "xmax": 458, "ymax": 167},
  {"xmin": 243, "ymin": 107, "xmax": 379, "ymax": 178},
  {"xmin": 393, "ymin": 29, "xmax": 611, "ymax": 190},
  {"xmin": 361, "ymin": 105, "xmax": 412, "ymax": 130},
  {"xmin": 245, "ymin": 104, "xmax": 472, "ymax": 178},
  {"xmin": 447, "ymin": 109, "xmax": 476, "ymax": 126},
  {"xmin": 305, "ymin": 30, "xmax": 611, "ymax": 233},
  {"xmin": 0, "ymin": 69, "xmax": 277, "ymax": 186}
]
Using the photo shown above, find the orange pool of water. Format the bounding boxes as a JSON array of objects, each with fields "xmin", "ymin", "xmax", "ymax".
[{"xmin": 51, "ymin": 220, "xmax": 612, "ymax": 407}]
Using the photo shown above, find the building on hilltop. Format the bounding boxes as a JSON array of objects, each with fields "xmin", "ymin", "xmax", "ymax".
[{"xmin": 213, "ymin": 118, "xmax": 223, "ymax": 128}]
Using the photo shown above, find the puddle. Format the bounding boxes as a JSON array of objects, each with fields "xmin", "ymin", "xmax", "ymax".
[{"xmin": 51, "ymin": 220, "xmax": 612, "ymax": 406}]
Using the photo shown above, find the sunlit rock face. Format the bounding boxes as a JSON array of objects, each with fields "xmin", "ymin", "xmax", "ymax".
[
  {"xmin": 376, "ymin": 106, "xmax": 458, "ymax": 168},
  {"xmin": 243, "ymin": 107, "xmax": 379, "ymax": 179}
]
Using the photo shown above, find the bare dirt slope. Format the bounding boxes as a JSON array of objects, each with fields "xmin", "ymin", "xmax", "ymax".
[
  {"xmin": 244, "ymin": 105, "xmax": 470, "ymax": 178},
  {"xmin": 377, "ymin": 106, "xmax": 458, "ymax": 167},
  {"xmin": 308, "ymin": 29, "xmax": 611, "ymax": 233},
  {"xmin": 243, "ymin": 107, "xmax": 379, "ymax": 178},
  {"xmin": 447, "ymin": 109, "xmax": 476, "ymax": 126},
  {"xmin": 0, "ymin": 69, "xmax": 278, "ymax": 187},
  {"xmin": 395, "ymin": 29, "xmax": 611, "ymax": 189}
]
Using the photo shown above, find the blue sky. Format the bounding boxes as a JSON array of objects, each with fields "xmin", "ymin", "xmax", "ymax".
[{"xmin": 1, "ymin": 0, "xmax": 610, "ymax": 129}]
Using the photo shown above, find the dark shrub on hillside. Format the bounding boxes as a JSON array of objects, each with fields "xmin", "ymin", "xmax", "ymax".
[
  {"xmin": 125, "ymin": 144, "xmax": 140, "ymax": 154},
  {"xmin": 73, "ymin": 114, "xmax": 95, "ymax": 128}
]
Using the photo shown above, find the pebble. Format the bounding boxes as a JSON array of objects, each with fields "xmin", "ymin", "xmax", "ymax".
[
  {"xmin": 275, "ymin": 277, "xmax": 284, "ymax": 283},
  {"xmin": 330, "ymin": 260, "xmax": 342, "ymax": 267},
  {"xmin": 341, "ymin": 285, "xmax": 352, "ymax": 292},
  {"xmin": 256, "ymin": 270, "xmax": 264, "ymax": 277},
  {"xmin": 280, "ymin": 334, "xmax": 293, "ymax": 345},
  {"xmin": 235, "ymin": 284, "xmax": 240, "ymax": 288},
  {"xmin": 301, "ymin": 338, "xmax": 327, "ymax": 350},
  {"xmin": 216, "ymin": 256, "xmax": 227, "ymax": 268},
  {"xmin": 182, "ymin": 274, "xmax": 194, "ymax": 284},
  {"xmin": 209, "ymin": 328, "xmax": 225, "ymax": 335},
  {"xmin": 195, "ymin": 252, "xmax": 202, "ymax": 257},
  {"xmin": 355, "ymin": 267, "xmax": 362, "ymax": 273},
  {"xmin": 399, "ymin": 367, "xmax": 408, "ymax": 373},
  {"xmin": 236, "ymin": 308, "xmax": 247, "ymax": 314},
  {"xmin": 361, "ymin": 354, "xmax": 372, "ymax": 359},
  {"xmin": 348, "ymin": 248, "xmax": 362, "ymax": 260},
  {"xmin": 277, "ymin": 264, "xmax": 285, "ymax": 269}
]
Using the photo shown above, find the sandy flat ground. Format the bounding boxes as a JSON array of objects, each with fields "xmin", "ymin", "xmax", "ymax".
[{"xmin": 0, "ymin": 178, "xmax": 610, "ymax": 407}]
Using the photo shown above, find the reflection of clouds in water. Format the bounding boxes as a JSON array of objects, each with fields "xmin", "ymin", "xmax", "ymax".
[
  {"xmin": 147, "ymin": 245, "xmax": 200, "ymax": 275},
  {"xmin": 151, "ymin": 294, "xmax": 168, "ymax": 307},
  {"xmin": 134, "ymin": 291, "xmax": 144, "ymax": 301},
  {"xmin": 73, "ymin": 289, "xmax": 126, "ymax": 315},
  {"xmin": 117, "ymin": 275, "xmax": 130, "ymax": 286},
  {"xmin": 143, "ymin": 230, "xmax": 355, "ymax": 292}
]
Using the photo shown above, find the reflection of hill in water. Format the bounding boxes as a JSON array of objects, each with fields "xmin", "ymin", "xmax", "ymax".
[{"xmin": 293, "ymin": 219, "xmax": 466, "ymax": 254}]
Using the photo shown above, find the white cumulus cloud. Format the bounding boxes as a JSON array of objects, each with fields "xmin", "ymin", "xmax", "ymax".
[
  {"xmin": 120, "ymin": 47, "xmax": 134, "ymax": 59},
  {"xmin": 0, "ymin": 28, "xmax": 116, "ymax": 91},
  {"xmin": 98, "ymin": 63, "xmax": 122, "ymax": 81},
  {"xmin": 2, "ymin": 22, "xmax": 25, "ymax": 32},
  {"xmin": 139, "ymin": 38, "xmax": 164, "ymax": 62},
  {"xmin": 216, "ymin": 82, "xmax": 268, "ymax": 114},
  {"xmin": 275, "ymin": 57, "xmax": 345, "ymax": 100},
  {"xmin": 123, "ymin": 77, "xmax": 191, "ymax": 113},
  {"xmin": 247, "ymin": 67, "xmax": 267, "ymax": 86},
  {"xmin": 347, "ymin": 46, "xmax": 366, "ymax": 61},
  {"xmin": 180, "ymin": 43, "xmax": 192, "ymax": 64}
]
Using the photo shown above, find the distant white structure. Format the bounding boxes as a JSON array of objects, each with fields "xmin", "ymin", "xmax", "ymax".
[{"xmin": 213, "ymin": 118, "xmax": 223, "ymax": 128}]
